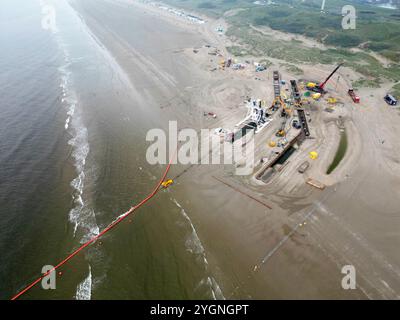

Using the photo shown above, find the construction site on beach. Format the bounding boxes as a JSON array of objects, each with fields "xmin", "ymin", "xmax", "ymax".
[{"xmin": 206, "ymin": 58, "xmax": 363, "ymax": 190}]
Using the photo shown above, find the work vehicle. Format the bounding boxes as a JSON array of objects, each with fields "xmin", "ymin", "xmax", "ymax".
[
  {"xmin": 298, "ymin": 161, "xmax": 310, "ymax": 174},
  {"xmin": 276, "ymin": 121, "xmax": 286, "ymax": 137},
  {"xmin": 161, "ymin": 179, "xmax": 174, "ymax": 188},
  {"xmin": 306, "ymin": 64, "xmax": 343, "ymax": 94},
  {"xmin": 384, "ymin": 94, "xmax": 397, "ymax": 106},
  {"xmin": 292, "ymin": 119, "xmax": 301, "ymax": 129},
  {"xmin": 348, "ymin": 89, "xmax": 360, "ymax": 103}
]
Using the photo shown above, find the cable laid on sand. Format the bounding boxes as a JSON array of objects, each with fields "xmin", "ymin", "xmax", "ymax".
[
  {"xmin": 212, "ymin": 176, "xmax": 272, "ymax": 210},
  {"xmin": 11, "ymin": 155, "xmax": 176, "ymax": 300}
]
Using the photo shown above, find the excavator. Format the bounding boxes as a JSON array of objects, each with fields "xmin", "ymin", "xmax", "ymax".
[
  {"xmin": 306, "ymin": 63, "xmax": 343, "ymax": 94},
  {"xmin": 275, "ymin": 97, "xmax": 291, "ymax": 137},
  {"xmin": 276, "ymin": 120, "xmax": 287, "ymax": 137}
]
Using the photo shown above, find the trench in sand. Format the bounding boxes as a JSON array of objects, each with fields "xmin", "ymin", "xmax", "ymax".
[{"xmin": 326, "ymin": 129, "xmax": 348, "ymax": 175}]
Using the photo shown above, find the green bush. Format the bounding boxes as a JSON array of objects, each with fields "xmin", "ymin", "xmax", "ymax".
[
  {"xmin": 198, "ymin": 2, "xmax": 216, "ymax": 9},
  {"xmin": 324, "ymin": 33, "xmax": 362, "ymax": 48}
]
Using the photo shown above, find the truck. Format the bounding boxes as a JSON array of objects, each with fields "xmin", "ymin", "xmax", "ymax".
[
  {"xmin": 348, "ymin": 88, "xmax": 360, "ymax": 103},
  {"xmin": 298, "ymin": 161, "xmax": 310, "ymax": 174},
  {"xmin": 384, "ymin": 94, "xmax": 398, "ymax": 106}
]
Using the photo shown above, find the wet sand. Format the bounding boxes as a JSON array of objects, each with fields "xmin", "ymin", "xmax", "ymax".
[{"xmin": 71, "ymin": 0, "xmax": 400, "ymax": 299}]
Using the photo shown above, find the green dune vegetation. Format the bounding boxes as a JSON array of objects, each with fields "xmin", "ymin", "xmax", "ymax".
[
  {"xmin": 163, "ymin": 0, "xmax": 400, "ymax": 86},
  {"xmin": 392, "ymin": 83, "xmax": 400, "ymax": 99}
]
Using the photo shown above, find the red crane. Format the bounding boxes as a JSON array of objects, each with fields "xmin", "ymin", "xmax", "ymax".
[{"xmin": 307, "ymin": 63, "xmax": 343, "ymax": 94}]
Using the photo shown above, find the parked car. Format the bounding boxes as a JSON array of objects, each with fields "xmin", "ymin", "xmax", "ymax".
[
  {"xmin": 298, "ymin": 161, "xmax": 310, "ymax": 174},
  {"xmin": 384, "ymin": 94, "xmax": 398, "ymax": 106}
]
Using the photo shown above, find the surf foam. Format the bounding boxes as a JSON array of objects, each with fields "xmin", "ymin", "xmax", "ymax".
[
  {"xmin": 41, "ymin": 0, "xmax": 101, "ymax": 299},
  {"xmin": 172, "ymin": 198, "xmax": 225, "ymax": 300},
  {"xmin": 75, "ymin": 265, "xmax": 92, "ymax": 300}
]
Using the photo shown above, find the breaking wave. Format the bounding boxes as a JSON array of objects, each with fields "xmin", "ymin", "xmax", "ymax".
[
  {"xmin": 41, "ymin": 0, "xmax": 100, "ymax": 300},
  {"xmin": 75, "ymin": 265, "xmax": 92, "ymax": 300},
  {"xmin": 58, "ymin": 57, "xmax": 99, "ymax": 243},
  {"xmin": 172, "ymin": 198, "xmax": 225, "ymax": 300}
]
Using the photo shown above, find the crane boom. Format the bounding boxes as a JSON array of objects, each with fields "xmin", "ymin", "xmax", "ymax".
[{"xmin": 319, "ymin": 63, "xmax": 343, "ymax": 89}]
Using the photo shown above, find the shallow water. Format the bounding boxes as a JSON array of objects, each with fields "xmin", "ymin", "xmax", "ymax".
[{"xmin": 0, "ymin": 0, "xmax": 223, "ymax": 300}]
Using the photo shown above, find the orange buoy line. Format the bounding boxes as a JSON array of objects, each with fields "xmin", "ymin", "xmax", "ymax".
[{"xmin": 11, "ymin": 154, "xmax": 176, "ymax": 300}]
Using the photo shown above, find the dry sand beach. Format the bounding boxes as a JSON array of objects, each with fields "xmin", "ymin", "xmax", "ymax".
[{"xmin": 68, "ymin": 0, "xmax": 400, "ymax": 299}]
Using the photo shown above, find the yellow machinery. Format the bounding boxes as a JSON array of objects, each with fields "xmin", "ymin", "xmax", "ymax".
[
  {"xmin": 272, "ymin": 96, "xmax": 292, "ymax": 116},
  {"xmin": 306, "ymin": 64, "xmax": 344, "ymax": 94},
  {"xmin": 161, "ymin": 179, "xmax": 174, "ymax": 188},
  {"xmin": 294, "ymin": 100, "xmax": 303, "ymax": 108},
  {"xmin": 312, "ymin": 93, "xmax": 321, "ymax": 100},
  {"xmin": 271, "ymin": 96, "xmax": 284, "ymax": 108},
  {"xmin": 272, "ymin": 96, "xmax": 291, "ymax": 137},
  {"xmin": 327, "ymin": 97, "xmax": 337, "ymax": 104},
  {"xmin": 301, "ymin": 98, "xmax": 310, "ymax": 105},
  {"xmin": 326, "ymin": 106, "xmax": 335, "ymax": 113},
  {"xmin": 282, "ymin": 102, "xmax": 292, "ymax": 116},
  {"xmin": 309, "ymin": 151, "xmax": 319, "ymax": 160},
  {"xmin": 276, "ymin": 119, "xmax": 287, "ymax": 137},
  {"xmin": 276, "ymin": 130, "xmax": 286, "ymax": 137},
  {"xmin": 268, "ymin": 141, "xmax": 277, "ymax": 148}
]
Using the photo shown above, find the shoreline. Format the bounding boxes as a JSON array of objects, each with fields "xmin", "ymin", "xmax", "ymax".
[{"xmin": 71, "ymin": 0, "xmax": 400, "ymax": 299}]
